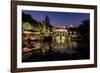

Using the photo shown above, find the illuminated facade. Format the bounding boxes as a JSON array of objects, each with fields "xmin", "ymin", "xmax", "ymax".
[
  {"xmin": 23, "ymin": 25, "xmax": 78, "ymax": 43},
  {"xmin": 23, "ymin": 29, "xmax": 40, "ymax": 41},
  {"xmin": 52, "ymin": 26, "xmax": 78, "ymax": 43}
]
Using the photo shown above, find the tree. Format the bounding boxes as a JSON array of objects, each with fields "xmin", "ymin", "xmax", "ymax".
[
  {"xmin": 78, "ymin": 19, "xmax": 90, "ymax": 41},
  {"xmin": 45, "ymin": 15, "xmax": 50, "ymax": 25},
  {"xmin": 40, "ymin": 15, "xmax": 52, "ymax": 36},
  {"xmin": 22, "ymin": 22, "xmax": 33, "ymax": 31},
  {"xmin": 22, "ymin": 13, "xmax": 52, "ymax": 36}
]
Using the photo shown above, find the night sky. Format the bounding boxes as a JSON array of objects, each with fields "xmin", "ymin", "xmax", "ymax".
[{"xmin": 22, "ymin": 10, "xmax": 90, "ymax": 27}]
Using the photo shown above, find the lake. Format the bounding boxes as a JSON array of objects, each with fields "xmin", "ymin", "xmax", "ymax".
[{"xmin": 22, "ymin": 38, "xmax": 90, "ymax": 62}]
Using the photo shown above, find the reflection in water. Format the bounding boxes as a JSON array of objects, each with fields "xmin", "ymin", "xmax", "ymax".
[
  {"xmin": 22, "ymin": 37, "xmax": 90, "ymax": 62},
  {"xmin": 56, "ymin": 36, "xmax": 66, "ymax": 43}
]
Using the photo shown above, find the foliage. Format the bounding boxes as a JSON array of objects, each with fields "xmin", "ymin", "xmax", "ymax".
[
  {"xmin": 78, "ymin": 19, "xmax": 90, "ymax": 41},
  {"xmin": 22, "ymin": 22, "xmax": 33, "ymax": 31},
  {"xmin": 22, "ymin": 13, "xmax": 52, "ymax": 36}
]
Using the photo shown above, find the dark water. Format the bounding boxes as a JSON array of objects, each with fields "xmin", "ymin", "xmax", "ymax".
[{"xmin": 22, "ymin": 39, "xmax": 90, "ymax": 62}]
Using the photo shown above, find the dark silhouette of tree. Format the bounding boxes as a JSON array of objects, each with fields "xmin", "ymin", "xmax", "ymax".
[
  {"xmin": 45, "ymin": 15, "xmax": 53, "ymax": 31},
  {"xmin": 78, "ymin": 19, "xmax": 90, "ymax": 42},
  {"xmin": 22, "ymin": 13, "xmax": 38, "ymax": 26},
  {"xmin": 45, "ymin": 15, "xmax": 50, "ymax": 25}
]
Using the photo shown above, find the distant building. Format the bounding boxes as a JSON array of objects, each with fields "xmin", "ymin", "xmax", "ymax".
[
  {"xmin": 52, "ymin": 26, "xmax": 78, "ymax": 42},
  {"xmin": 52, "ymin": 26, "xmax": 68, "ymax": 36}
]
